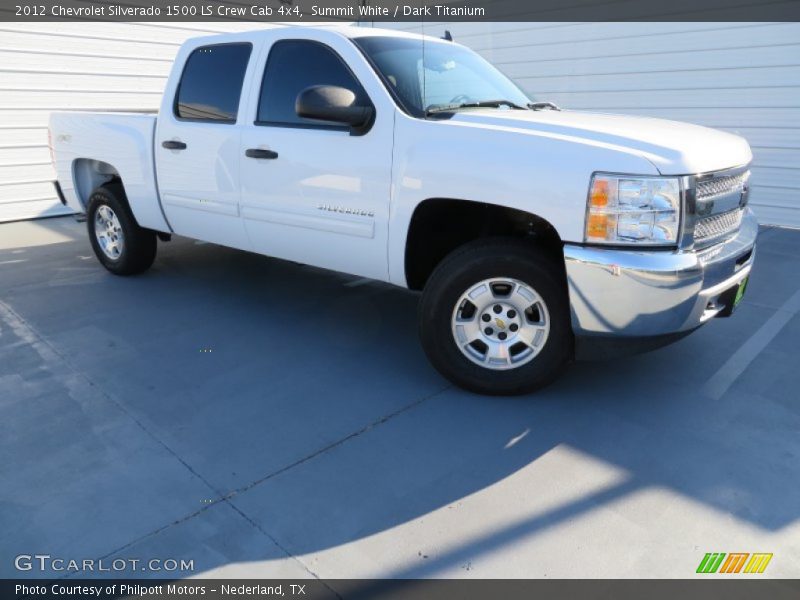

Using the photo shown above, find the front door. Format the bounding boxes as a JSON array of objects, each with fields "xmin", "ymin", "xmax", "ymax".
[{"xmin": 239, "ymin": 39, "xmax": 393, "ymax": 280}]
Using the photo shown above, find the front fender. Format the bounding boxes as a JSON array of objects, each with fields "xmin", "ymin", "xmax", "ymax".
[{"xmin": 388, "ymin": 114, "xmax": 659, "ymax": 286}]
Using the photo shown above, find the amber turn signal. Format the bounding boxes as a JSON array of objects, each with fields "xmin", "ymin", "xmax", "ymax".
[
  {"xmin": 590, "ymin": 179, "xmax": 609, "ymax": 207},
  {"xmin": 586, "ymin": 213, "xmax": 608, "ymax": 238}
]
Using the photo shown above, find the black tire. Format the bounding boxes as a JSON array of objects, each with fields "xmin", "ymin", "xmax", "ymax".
[
  {"xmin": 418, "ymin": 238, "xmax": 573, "ymax": 395},
  {"xmin": 86, "ymin": 183, "xmax": 157, "ymax": 275}
]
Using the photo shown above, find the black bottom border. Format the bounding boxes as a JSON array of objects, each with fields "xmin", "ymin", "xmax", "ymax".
[{"xmin": 5, "ymin": 579, "xmax": 800, "ymax": 600}]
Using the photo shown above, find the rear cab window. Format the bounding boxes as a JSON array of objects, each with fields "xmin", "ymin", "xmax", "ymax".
[{"xmin": 175, "ymin": 43, "xmax": 252, "ymax": 122}]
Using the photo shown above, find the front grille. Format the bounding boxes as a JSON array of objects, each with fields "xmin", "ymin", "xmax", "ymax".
[
  {"xmin": 696, "ymin": 171, "xmax": 749, "ymax": 201},
  {"xmin": 694, "ymin": 208, "xmax": 744, "ymax": 243},
  {"xmin": 692, "ymin": 168, "xmax": 749, "ymax": 246}
]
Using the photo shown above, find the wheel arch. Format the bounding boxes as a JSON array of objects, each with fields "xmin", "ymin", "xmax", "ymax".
[
  {"xmin": 404, "ymin": 198, "xmax": 566, "ymax": 291},
  {"xmin": 72, "ymin": 158, "xmax": 123, "ymax": 211}
]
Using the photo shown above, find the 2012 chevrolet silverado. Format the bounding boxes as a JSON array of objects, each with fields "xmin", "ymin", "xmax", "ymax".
[{"xmin": 49, "ymin": 26, "xmax": 757, "ymax": 395}]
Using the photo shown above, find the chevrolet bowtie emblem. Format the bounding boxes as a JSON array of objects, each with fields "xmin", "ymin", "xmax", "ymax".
[{"xmin": 495, "ymin": 318, "xmax": 506, "ymax": 330}]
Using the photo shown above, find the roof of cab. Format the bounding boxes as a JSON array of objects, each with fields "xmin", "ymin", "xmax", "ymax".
[
  {"xmin": 311, "ymin": 24, "xmax": 441, "ymax": 41},
  {"xmin": 184, "ymin": 24, "xmax": 446, "ymax": 47}
]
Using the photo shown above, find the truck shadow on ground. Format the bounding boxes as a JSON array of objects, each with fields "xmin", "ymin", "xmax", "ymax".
[{"xmin": 1, "ymin": 225, "xmax": 798, "ymax": 578}]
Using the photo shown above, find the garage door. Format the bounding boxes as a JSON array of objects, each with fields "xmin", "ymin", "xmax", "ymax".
[
  {"xmin": 0, "ymin": 21, "xmax": 261, "ymax": 223},
  {"xmin": 375, "ymin": 22, "xmax": 800, "ymax": 228}
]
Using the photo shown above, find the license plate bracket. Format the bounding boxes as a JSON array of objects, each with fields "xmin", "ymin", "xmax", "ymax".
[{"xmin": 718, "ymin": 275, "xmax": 749, "ymax": 317}]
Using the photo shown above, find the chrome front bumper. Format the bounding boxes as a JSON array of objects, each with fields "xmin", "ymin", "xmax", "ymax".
[{"xmin": 564, "ymin": 208, "xmax": 757, "ymax": 357}]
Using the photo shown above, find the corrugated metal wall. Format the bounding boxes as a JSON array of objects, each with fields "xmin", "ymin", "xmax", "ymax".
[
  {"xmin": 0, "ymin": 21, "xmax": 259, "ymax": 222},
  {"xmin": 375, "ymin": 22, "xmax": 800, "ymax": 228}
]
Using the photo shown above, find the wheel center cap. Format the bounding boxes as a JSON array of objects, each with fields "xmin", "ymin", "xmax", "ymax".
[{"xmin": 495, "ymin": 317, "xmax": 506, "ymax": 329}]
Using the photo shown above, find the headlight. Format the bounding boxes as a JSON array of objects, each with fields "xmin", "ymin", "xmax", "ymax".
[{"xmin": 585, "ymin": 174, "xmax": 681, "ymax": 245}]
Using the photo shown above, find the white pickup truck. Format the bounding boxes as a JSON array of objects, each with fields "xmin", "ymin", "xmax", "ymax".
[{"xmin": 50, "ymin": 25, "xmax": 757, "ymax": 395}]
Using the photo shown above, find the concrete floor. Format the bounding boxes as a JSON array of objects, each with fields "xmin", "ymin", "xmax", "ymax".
[{"xmin": 1, "ymin": 216, "xmax": 798, "ymax": 580}]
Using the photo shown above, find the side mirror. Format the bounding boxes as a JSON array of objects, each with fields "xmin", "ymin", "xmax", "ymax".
[{"xmin": 295, "ymin": 85, "xmax": 374, "ymax": 133}]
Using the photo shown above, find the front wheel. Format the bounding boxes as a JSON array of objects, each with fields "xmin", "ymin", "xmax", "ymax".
[{"xmin": 418, "ymin": 238, "xmax": 572, "ymax": 395}]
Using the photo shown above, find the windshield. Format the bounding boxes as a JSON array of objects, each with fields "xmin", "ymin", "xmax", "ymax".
[{"xmin": 352, "ymin": 36, "xmax": 532, "ymax": 116}]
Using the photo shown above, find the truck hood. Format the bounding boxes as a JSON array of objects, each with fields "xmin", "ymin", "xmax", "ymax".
[{"xmin": 447, "ymin": 109, "xmax": 752, "ymax": 175}]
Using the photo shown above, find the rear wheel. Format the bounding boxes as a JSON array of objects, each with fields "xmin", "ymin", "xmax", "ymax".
[
  {"xmin": 87, "ymin": 183, "xmax": 156, "ymax": 275},
  {"xmin": 418, "ymin": 238, "xmax": 572, "ymax": 395}
]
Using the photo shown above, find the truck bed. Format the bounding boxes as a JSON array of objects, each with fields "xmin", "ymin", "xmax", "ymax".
[{"xmin": 49, "ymin": 111, "xmax": 169, "ymax": 232}]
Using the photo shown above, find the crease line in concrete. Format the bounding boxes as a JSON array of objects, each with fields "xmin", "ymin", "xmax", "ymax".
[
  {"xmin": 1, "ymin": 297, "xmax": 449, "ymax": 582},
  {"xmin": 226, "ymin": 385, "xmax": 451, "ymax": 500},
  {"xmin": 0, "ymin": 298, "xmax": 222, "ymax": 498},
  {"xmin": 0, "ymin": 299, "xmax": 315, "ymax": 578}
]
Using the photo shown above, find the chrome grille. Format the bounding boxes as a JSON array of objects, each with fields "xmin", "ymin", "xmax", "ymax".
[
  {"xmin": 696, "ymin": 171, "xmax": 749, "ymax": 201},
  {"xmin": 694, "ymin": 208, "xmax": 744, "ymax": 243}
]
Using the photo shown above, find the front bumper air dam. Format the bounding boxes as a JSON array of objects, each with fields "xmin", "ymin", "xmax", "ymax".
[{"xmin": 564, "ymin": 208, "xmax": 758, "ymax": 359}]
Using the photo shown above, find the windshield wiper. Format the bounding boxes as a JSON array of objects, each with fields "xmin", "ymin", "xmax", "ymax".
[
  {"xmin": 527, "ymin": 101, "xmax": 561, "ymax": 111},
  {"xmin": 425, "ymin": 99, "xmax": 527, "ymax": 115}
]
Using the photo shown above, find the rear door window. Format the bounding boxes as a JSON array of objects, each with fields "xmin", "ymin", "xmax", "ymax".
[{"xmin": 175, "ymin": 43, "xmax": 252, "ymax": 122}]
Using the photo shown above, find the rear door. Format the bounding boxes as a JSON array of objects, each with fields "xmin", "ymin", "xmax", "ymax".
[
  {"xmin": 238, "ymin": 37, "xmax": 393, "ymax": 280},
  {"xmin": 155, "ymin": 42, "xmax": 253, "ymax": 249}
]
